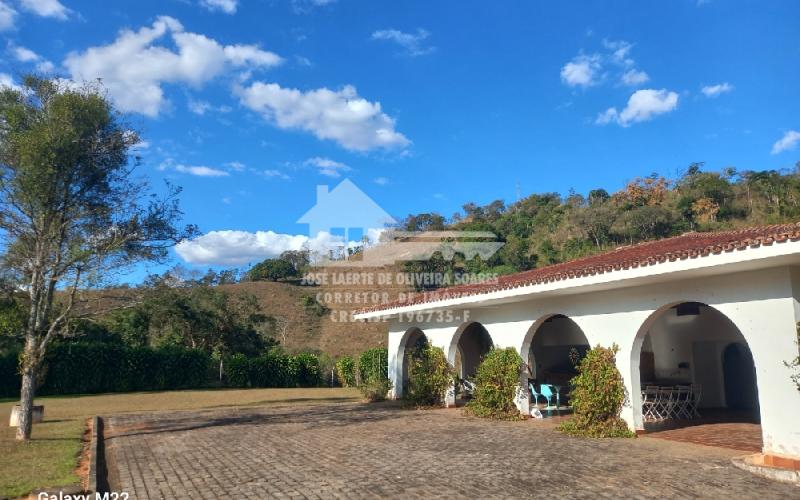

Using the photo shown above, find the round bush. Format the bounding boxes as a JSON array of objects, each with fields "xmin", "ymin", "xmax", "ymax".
[
  {"xmin": 335, "ymin": 356, "xmax": 356, "ymax": 387},
  {"xmin": 557, "ymin": 344, "xmax": 635, "ymax": 438},
  {"xmin": 465, "ymin": 347, "xmax": 523, "ymax": 420},
  {"xmin": 405, "ymin": 344, "xmax": 453, "ymax": 407}
]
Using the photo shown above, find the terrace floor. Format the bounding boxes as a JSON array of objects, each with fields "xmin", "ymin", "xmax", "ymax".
[{"xmin": 103, "ymin": 402, "xmax": 796, "ymax": 499}]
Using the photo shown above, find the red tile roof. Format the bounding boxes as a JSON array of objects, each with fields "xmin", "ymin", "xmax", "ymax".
[{"xmin": 357, "ymin": 222, "xmax": 800, "ymax": 314}]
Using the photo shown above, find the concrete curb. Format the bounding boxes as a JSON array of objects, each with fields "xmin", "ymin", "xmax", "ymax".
[
  {"xmin": 732, "ymin": 454, "xmax": 800, "ymax": 485},
  {"xmin": 88, "ymin": 416, "xmax": 101, "ymax": 494}
]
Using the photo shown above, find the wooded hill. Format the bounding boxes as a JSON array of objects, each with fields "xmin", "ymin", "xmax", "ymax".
[
  {"xmin": 400, "ymin": 164, "xmax": 800, "ymax": 288},
  {"xmin": 30, "ymin": 163, "xmax": 800, "ymax": 358}
]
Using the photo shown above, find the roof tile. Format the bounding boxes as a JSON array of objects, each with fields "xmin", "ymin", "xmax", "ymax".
[{"xmin": 357, "ymin": 222, "xmax": 800, "ymax": 314}]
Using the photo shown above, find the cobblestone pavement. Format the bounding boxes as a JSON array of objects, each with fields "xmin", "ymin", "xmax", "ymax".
[{"xmin": 104, "ymin": 402, "xmax": 798, "ymax": 499}]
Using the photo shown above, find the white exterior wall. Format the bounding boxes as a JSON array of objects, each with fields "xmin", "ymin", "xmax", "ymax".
[{"xmin": 384, "ymin": 265, "xmax": 800, "ymax": 459}]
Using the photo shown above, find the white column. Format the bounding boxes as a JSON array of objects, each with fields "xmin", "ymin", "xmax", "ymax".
[
  {"xmin": 570, "ymin": 311, "xmax": 653, "ymax": 431},
  {"xmin": 430, "ymin": 325, "xmax": 460, "ymax": 408},
  {"xmin": 719, "ymin": 298, "xmax": 800, "ymax": 459},
  {"xmin": 387, "ymin": 327, "xmax": 405, "ymax": 400}
]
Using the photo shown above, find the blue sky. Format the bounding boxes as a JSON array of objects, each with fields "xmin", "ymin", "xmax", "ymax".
[{"xmin": 1, "ymin": 0, "xmax": 799, "ymax": 280}]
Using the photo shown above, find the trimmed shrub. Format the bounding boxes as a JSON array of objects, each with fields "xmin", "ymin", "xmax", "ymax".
[
  {"xmin": 357, "ymin": 348, "xmax": 391, "ymax": 402},
  {"xmin": 405, "ymin": 344, "xmax": 453, "ymax": 407},
  {"xmin": 0, "ymin": 342, "xmax": 326, "ymax": 396},
  {"xmin": 465, "ymin": 348, "xmax": 523, "ymax": 420},
  {"xmin": 225, "ymin": 353, "xmax": 250, "ymax": 387},
  {"xmin": 358, "ymin": 376, "xmax": 392, "ymax": 402},
  {"xmin": 335, "ymin": 356, "xmax": 356, "ymax": 387},
  {"xmin": 295, "ymin": 353, "xmax": 322, "ymax": 387},
  {"xmin": 557, "ymin": 344, "xmax": 635, "ymax": 438},
  {"xmin": 225, "ymin": 351, "xmax": 322, "ymax": 388},
  {"xmin": 357, "ymin": 348, "xmax": 388, "ymax": 385},
  {"xmin": 0, "ymin": 348, "xmax": 20, "ymax": 398},
  {"xmin": 37, "ymin": 342, "xmax": 210, "ymax": 395}
]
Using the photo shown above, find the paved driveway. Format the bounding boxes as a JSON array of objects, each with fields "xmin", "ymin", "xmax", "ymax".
[{"xmin": 104, "ymin": 402, "xmax": 796, "ymax": 499}]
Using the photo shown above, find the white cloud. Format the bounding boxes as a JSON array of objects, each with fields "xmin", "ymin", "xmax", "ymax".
[
  {"xmin": 176, "ymin": 229, "xmax": 348, "ymax": 265},
  {"xmin": 621, "ymin": 69, "xmax": 649, "ymax": 86},
  {"xmin": 11, "ymin": 45, "xmax": 54, "ymax": 73},
  {"xmin": 20, "ymin": 0, "xmax": 69, "ymax": 20},
  {"xmin": 188, "ymin": 100, "xmax": 212, "ymax": 115},
  {"xmin": 0, "ymin": 2, "xmax": 16, "ymax": 31},
  {"xmin": 199, "ymin": 0, "xmax": 237, "ymax": 14},
  {"xmin": 236, "ymin": 82, "xmax": 410, "ymax": 151},
  {"xmin": 304, "ymin": 156, "xmax": 350, "ymax": 177},
  {"xmin": 175, "ymin": 164, "xmax": 230, "ymax": 177},
  {"xmin": 224, "ymin": 161, "xmax": 246, "ymax": 171},
  {"xmin": 262, "ymin": 169, "xmax": 290, "ymax": 180},
  {"xmin": 12, "ymin": 45, "xmax": 37, "ymax": 61},
  {"xmin": 771, "ymin": 130, "xmax": 800, "ymax": 155},
  {"xmin": 0, "ymin": 72, "xmax": 20, "ymax": 90},
  {"xmin": 187, "ymin": 99, "xmax": 231, "ymax": 115},
  {"xmin": 223, "ymin": 44, "xmax": 283, "ymax": 67},
  {"xmin": 292, "ymin": 0, "xmax": 337, "ymax": 14},
  {"xmin": 595, "ymin": 107, "xmax": 619, "ymax": 125},
  {"xmin": 562, "ymin": 39, "xmax": 651, "ymax": 89},
  {"xmin": 371, "ymin": 28, "xmax": 434, "ymax": 56},
  {"xmin": 560, "ymin": 54, "xmax": 601, "ymax": 88},
  {"xmin": 374, "ymin": 176, "xmax": 389, "ymax": 186},
  {"xmin": 701, "ymin": 82, "xmax": 733, "ymax": 97},
  {"xmin": 159, "ymin": 158, "xmax": 230, "ymax": 177},
  {"xmin": 596, "ymin": 88, "xmax": 679, "ymax": 127},
  {"xmin": 603, "ymin": 39, "xmax": 634, "ymax": 66},
  {"xmin": 64, "ymin": 16, "xmax": 283, "ymax": 117}
]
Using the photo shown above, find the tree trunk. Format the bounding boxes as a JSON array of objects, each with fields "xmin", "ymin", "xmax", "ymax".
[{"xmin": 16, "ymin": 366, "xmax": 36, "ymax": 441}]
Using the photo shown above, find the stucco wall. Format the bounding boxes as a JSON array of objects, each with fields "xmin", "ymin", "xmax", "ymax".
[{"xmin": 385, "ymin": 265, "xmax": 800, "ymax": 459}]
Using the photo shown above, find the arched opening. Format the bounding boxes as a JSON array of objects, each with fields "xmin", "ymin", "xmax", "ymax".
[
  {"xmin": 633, "ymin": 302, "xmax": 761, "ymax": 449},
  {"xmin": 525, "ymin": 314, "xmax": 590, "ymax": 410},
  {"xmin": 400, "ymin": 327, "xmax": 428, "ymax": 394},
  {"xmin": 723, "ymin": 342, "xmax": 759, "ymax": 411},
  {"xmin": 452, "ymin": 322, "xmax": 492, "ymax": 381}
]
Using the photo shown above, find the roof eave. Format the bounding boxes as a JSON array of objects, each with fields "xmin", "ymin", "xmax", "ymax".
[{"xmin": 352, "ymin": 239, "xmax": 800, "ymax": 320}]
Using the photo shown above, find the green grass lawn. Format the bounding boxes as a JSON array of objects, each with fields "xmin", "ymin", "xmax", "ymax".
[{"xmin": 0, "ymin": 387, "xmax": 360, "ymax": 497}]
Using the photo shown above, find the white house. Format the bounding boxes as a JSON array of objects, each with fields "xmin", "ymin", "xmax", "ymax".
[{"xmin": 354, "ymin": 223, "xmax": 800, "ymax": 465}]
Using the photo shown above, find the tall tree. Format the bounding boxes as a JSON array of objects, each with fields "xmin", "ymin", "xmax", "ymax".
[{"xmin": 0, "ymin": 77, "xmax": 195, "ymax": 441}]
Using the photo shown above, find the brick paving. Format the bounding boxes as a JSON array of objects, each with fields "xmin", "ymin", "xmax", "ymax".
[
  {"xmin": 104, "ymin": 402, "xmax": 798, "ymax": 499},
  {"xmin": 647, "ymin": 422, "xmax": 763, "ymax": 453}
]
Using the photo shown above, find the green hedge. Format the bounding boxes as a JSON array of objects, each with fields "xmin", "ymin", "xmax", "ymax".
[
  {"xmin": 357, "ymin": 348, "xmax": 388, "ymax": 385},
  {"xmin": 0, "ymin": 342, "xmax": 211, "ymax": 397},
  {"xmin": 357, "ymin": 348, "xmax": 390, "ymax": 402},
  {"xmin": 335, "ymin": 356, "xmax": 356, "ymax": 387},
  {"xmin": 0, "ymin": 343, "xmax": 325, "ymax": 397},
  {"xmin": 0, "ymin": 348, "xmax": 20, "ymax": 398},
  {"xmin": 225, "ymin": 351, "xmax": 322, "ymax": 388}
]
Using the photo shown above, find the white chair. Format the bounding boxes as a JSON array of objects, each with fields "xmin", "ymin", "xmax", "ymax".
[
  {"xmin": 690, "ymin": 383, "xmax": 702, "ymax": 418},
  {"xmin": 674, "ymin": 386, "xmax": 693, "ymax": 419},
  {"xmin": 642, "ymin": 387, "xmax": 661, "ymax": 422},
  {"xmin": 658, "ymin": 387, "xmax": 676, "ymax": 420},
  {"xmin": 462, "ymin": 379, "xmax": 476, "ymax": 396}
]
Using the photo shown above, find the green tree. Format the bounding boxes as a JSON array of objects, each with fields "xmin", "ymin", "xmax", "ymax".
[
  {"xmin": 248, "ymin": 258, "xmax": 298, "ymax": 281},
  {"xmin": 0, "ymin": 77, "xmax": 194, "ymax": 441}
]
